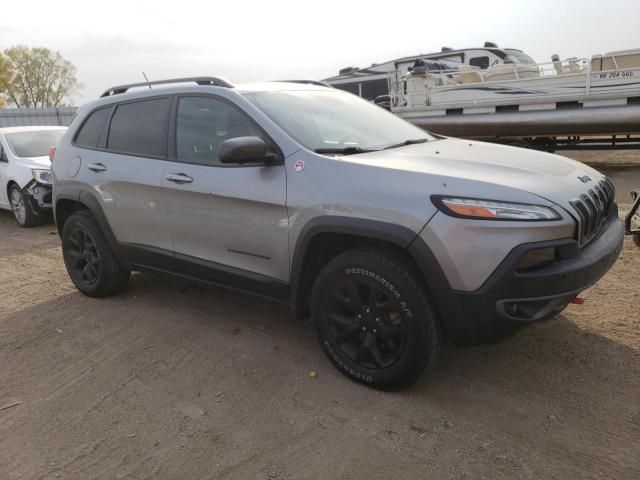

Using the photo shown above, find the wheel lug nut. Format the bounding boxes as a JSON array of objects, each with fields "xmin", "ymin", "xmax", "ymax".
[
  {"xmin": 362, "ymin": 326, "xmax": 366, "ymax": 331},
  {"xmin": 373, "ymin": 329, "xmax": 377, "ymax": 333}
]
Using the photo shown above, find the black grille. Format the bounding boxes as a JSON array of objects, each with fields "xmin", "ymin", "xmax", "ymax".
[{"xmin": 570, "ymin": 177, "xmax": 615, "ymax": 246}]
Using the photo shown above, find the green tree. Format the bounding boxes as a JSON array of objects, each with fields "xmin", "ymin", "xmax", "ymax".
[{"xmin": 0, "ymin": 46, "xmax": 81, "ymax": 108}]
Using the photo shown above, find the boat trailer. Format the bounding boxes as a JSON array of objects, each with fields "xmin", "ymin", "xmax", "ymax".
[{"xmin": 626, "ymin": 190, "xmax": 640, "ymax": 247}]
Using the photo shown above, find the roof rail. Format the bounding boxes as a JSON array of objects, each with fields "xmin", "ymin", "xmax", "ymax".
[
  {"xmin": 277, "ymin": 80, "xmax": 332, "ymax": 88},
  {"xmin": 100, "ymin": 76, "xmax": 234, "ymax": 97}
]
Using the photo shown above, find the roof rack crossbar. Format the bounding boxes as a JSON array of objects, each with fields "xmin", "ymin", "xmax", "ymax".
[{"xmin": 100, "ymin": 76, "xmax": 234, "ymax": 97}]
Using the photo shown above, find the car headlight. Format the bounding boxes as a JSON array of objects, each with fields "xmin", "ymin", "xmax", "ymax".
[
  {"xmin": 432, "ymin": 196, "xmax": 561, "ymax": 221},
  {"xmin": 32, "ymin": 169, "xmax": 52, "ymax": 185}
]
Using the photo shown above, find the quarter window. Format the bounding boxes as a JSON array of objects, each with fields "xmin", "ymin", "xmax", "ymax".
[
  {"xmin": 107, "ymin": 98, "xmax": 170, "ymax": 157},
  {"xmin": 176, "ymin": 96, "xmax": 264, "ymax": 166},
  {"xmin": 75, "ymin": 107, "xmax": 111, "ymax": 148}
]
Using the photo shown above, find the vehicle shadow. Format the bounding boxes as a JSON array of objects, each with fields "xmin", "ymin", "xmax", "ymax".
[{"xmin": 427, "ymin": 312, "xmax": 639, "ymax": 393}]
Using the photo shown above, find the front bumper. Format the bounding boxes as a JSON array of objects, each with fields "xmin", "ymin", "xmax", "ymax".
[
  {"xmin": 24, "ymin": 180, "xmax": 52, "ymax": 210},
  {"xmin": 434, "ymin": 211, "xmax": 623, "ymax": 344}
]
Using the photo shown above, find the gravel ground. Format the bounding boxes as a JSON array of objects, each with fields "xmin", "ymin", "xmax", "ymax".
[{"xmin": 0, "ymin": 162, "xmax": 639, "ymax": 480}]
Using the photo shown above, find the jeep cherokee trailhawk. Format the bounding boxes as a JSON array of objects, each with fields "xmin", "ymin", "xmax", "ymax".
[{"xmin": 52, "ymin": 77, "xmax": 624, "ymax": 389}]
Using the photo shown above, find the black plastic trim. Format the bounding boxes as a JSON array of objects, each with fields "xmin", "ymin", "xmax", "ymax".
[
  {"xmin": 53, "ymin": 185, "xmax": 121, "ymax": 255},
  {"xmin": 451, "ymin": 213, "xmax": 624, "ymax": 343},
  {"xmin": 119, "ymin": 243, "xmax": 289, "ymax": 303},
  {"xmin": 290, "ymin": 216, "xmax": 425, "ymax": 316},
  {"xmin": 291, "ymin": 216, "xmax": 418, "ymax": 284},
  {"xmin": 100, "ymin": 76, "xmax": 234, "ymax": 97}
]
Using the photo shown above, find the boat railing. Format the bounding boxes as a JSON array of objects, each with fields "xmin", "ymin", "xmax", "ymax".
[
  {"xmin": 390, "ymin": 53, "xmax": 640, "ymax": 108},
  {"xmin": 420, "ymin": 58, "xmax": 592, "ymax": 86}
]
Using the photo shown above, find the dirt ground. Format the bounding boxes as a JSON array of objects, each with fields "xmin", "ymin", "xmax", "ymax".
[{"xmin": 1, "ymin": 158, "xmax": 639, "ymax": 480}]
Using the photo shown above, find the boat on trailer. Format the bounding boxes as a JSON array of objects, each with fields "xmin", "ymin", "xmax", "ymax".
[
  {"xmin": 324, "ymin": 42, "xmax": 536, "ymax": 101},
  {"xmin": 390, "ymin": 49, "xmax": 640, "ymax": 150}
]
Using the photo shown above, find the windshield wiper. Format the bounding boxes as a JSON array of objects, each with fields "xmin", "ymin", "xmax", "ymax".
[
  {"xmin": 314, "ymin": 146, "xmax": 378, "ymax": 155},
  {"xmin": 383, "ymin": 138, "xmax": 429, "ymax": 150}
]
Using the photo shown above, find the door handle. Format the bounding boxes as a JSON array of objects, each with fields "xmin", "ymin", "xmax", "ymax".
[
  {"xmin": 166, "ymin": 173, "xmax": 193, "ymax": 184},
  {"xmin": 88, "ymin": 163, "xmax": 107, "ymax": 172}
]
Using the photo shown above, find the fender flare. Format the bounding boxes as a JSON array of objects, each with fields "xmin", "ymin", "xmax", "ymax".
[
  {"xmin": 54, "ymin": 185, "xmax": 121, "ymax": 258},
  {"xmin": 290, "ymin": 216, "xmax": 418, "ymax": 289},
  {"xmin": 289, "ymin": 216, "xmax": 469, "ymax": 340}
]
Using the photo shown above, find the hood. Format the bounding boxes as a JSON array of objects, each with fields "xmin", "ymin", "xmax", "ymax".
[
  {"xmin": 15, "ymin": 155, "xmax": 51, "ymax": 169},
  {"xmin": 342, "ymin": 138, "xmax": 603, "ymax": 212}
]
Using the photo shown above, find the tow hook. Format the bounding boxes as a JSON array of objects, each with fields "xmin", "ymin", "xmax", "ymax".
[{"xmin": 570, "ymin": 297, "xmax": 585, "ymax": 305}]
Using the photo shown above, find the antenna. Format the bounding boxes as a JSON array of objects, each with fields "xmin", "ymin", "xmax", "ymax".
[{"xmin": 142, "ymin": 72, "xmax": 152, "ymax": 90}]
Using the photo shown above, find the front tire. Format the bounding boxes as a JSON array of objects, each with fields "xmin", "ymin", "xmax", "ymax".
[
  {"xmin": 311, "ymin": 248, "xmax": 443, "ymax": 390},
  {"xmin": 61, "ymin": 211, "xmax": 130, "ymax": 297},
  {"xmin": 8, "ymin": 184, "xmax": 41, "ymax": 227}
]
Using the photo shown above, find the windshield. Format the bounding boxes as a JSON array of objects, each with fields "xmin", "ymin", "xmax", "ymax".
[
  {"xmin": 505, "ymin": 50, "xmax": 537, "ymax": 65},
  {"xmin": 5, "ymin": 130, "xmax": 65, "ymax": 158},
  {"xmin": 244, "ymin": 89, "xmax": 433, "ymax": 152}
]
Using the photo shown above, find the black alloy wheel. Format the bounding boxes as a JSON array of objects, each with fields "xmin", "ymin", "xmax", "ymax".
[
  {"xmin": 328, "ymin": 277, "xmax": 407, "ymax": 369},
  {"xmin": 65, "ymin": 227, "xmax": 101, "ymax": 286}
]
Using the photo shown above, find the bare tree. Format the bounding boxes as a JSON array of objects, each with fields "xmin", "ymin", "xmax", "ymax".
[
  {"xmin": 0, "ymin": 46, "xmax": 81, "ymax": 108},
  {"xmin": 0, "ymin": 55, "xmax": 6, "ymax": 108}
]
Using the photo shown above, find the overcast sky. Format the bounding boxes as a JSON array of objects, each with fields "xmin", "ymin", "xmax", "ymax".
[{"xmin": 2, "ymin": 0, "xmax": 639, "ymax": 104}]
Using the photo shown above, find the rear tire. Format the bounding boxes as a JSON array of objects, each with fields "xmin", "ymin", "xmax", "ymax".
[
  {"xmin": 8, "ymin": 184, "xmax": 41, "ymax": 227},
  {"xmin": 311, "ymin": 247, "xmax": 443, "ymax": 390},
  {"xmin": 61, "ymin": 211, "xmax": 130, "ymax": 297}
]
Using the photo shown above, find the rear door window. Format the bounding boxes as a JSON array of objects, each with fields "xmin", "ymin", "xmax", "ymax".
[
  {"xmin": 107, "ymin": 98, "xmax": 170, "ymax": 157},
  {"xmin": 74, "ymin": 107, "xmax": 111, "ymax": 148}
]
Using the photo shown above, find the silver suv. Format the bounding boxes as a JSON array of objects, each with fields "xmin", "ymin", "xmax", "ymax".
[{"xmin": 52, "ymin": 77, "xmax": 624, "ymax": 389}]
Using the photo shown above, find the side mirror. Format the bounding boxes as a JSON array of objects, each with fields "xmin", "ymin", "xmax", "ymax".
[{"xmin": 218, "ymin": 136, "xmax": 276, "ymax": 164}]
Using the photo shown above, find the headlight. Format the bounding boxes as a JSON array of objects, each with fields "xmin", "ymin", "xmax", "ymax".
[
  {"xmin": 32, "ymin": 169, "xmax": 52, "ymax": 185},
  {"xmin": 432, "ymin": 196, "xmax": 561, "ymax": 221}
]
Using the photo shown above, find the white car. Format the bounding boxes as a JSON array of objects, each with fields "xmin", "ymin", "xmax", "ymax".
[{"xmin": 0, "ymin": 126, "xmax": 66, "ymax": 227}]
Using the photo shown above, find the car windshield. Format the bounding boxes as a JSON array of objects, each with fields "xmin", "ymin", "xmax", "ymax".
[
  {"xmin": 244, "ymin": 89, "xmax": 434, "ymax": 153},
  {"xmin": 5, "ymin": 130, "xmax": 65, "ymax": 158}
]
